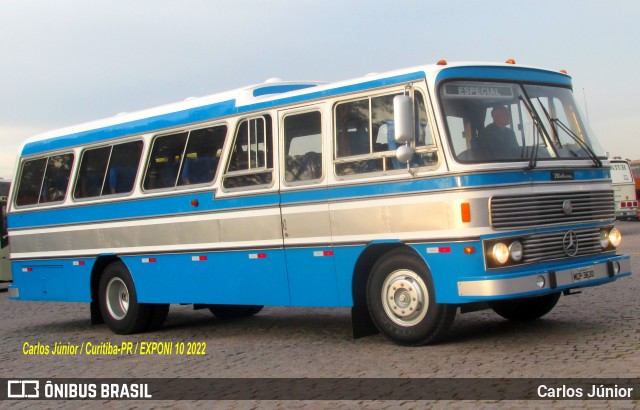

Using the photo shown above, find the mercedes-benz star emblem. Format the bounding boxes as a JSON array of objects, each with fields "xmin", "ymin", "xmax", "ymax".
[
  {"xmin": 563, "ymin": 230, "xmax": 579, "ymax": 257},
  {"xmin": 562, "ymin": 200, "xmax": 573, "ymax": 216}
]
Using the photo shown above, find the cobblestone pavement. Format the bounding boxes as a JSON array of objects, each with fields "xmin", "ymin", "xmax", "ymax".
[{"xmin": 1, "ymin": 222, "xmax": 639, "ymax": 409}]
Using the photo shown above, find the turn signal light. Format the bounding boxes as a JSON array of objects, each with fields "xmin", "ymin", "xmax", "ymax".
[{"xmin": 461, "ymin": 203, "xmax": 471, "ymax": 223}]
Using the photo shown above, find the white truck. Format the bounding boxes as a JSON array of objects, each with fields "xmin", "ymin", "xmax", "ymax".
[{"xmin": 610, "ymin": 160, "xmax": 637, "ymax": 220}]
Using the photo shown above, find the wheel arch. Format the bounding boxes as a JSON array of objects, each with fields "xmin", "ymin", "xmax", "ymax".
[
  {"xmin": 351, "ymin": 242, "xmax": 425, "ymax": 339},
  {"xmin": 89, "ymin": 254, "xmax": 122, "ymax": 325}
]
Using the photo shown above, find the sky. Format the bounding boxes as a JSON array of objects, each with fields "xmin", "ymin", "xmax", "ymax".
[{"xmin": 1, "ymin": 0, "xmax": 639, "ymax": 179}]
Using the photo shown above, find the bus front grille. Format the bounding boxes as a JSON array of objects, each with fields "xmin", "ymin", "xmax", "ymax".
[
  {"xmin": 490, "ymin": 191, "xmax": 615, "ymax": 230},
  {"xmin": 521, "ymin": 227, "xmax": 607, "ymax": 264}
]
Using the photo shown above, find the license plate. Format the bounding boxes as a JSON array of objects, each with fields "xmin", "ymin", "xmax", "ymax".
[{"xmin": 572, "ymin": 267, "xmax": 595, "ymax": 283}]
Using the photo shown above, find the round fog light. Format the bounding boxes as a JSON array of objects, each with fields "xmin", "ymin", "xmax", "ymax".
[
  {"xmin": 536, "ymin": 275, "xmax": 546, "ymax": 288},
  {"xmin": 492, "ymin": 243, "xmax": 509, "ymax": 264},
  {"xmin": 509, "ymin": 241, "xmax": 523, "ymax": 262},
  {"xmin": 599, "ymin": 230, "xmax": 609, "ymax": 249},
  {"xmin": 608, "ymin": 228, "xmax": 622, "ymax": 247}
]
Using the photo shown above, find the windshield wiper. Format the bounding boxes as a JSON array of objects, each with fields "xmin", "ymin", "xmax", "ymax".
[
  {"xmin": 518, "ymin": 91, "xmax": 548, "ymax": 170},
  {"xmin": 534, "ymin": 98, "xmax": 602, "ymax": 168}
]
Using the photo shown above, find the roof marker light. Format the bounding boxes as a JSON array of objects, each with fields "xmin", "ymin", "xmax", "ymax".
[
  {"xmin": 436, "ymin": 60, "xmax": 447, "ymax": 66},
  {"xmin": 505, "ymin": 59, "xmax": 516, "ymax": 64}
]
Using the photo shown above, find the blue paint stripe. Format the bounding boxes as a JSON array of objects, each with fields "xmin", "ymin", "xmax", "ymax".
[
  {"xmin": 435, "ymin": 66, "xmax": 572, "ymax": 87},
  {"xmin": 252, "ymin": 84, "xmax": 318, "ymax": 97},
  {"xmin": 8, "ymin": 168, "xmax": 610, "ymax": 229},
  {"xmin": 23, "ymin": 100, "xmax": 237, "ymax": 156},
  {"xmin": 22, "ymin": 72, "xmax": 426, "ymax": 157}
]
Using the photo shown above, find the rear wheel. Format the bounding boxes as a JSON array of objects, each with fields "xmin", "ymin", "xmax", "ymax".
[
  {"xmin": 208, "ymin": 304, "xmax": 263, "ymax": 319},
  {"xmin": 99, "ymin": 261, "xmax": 151, "ymax": 334},
  {"xmin": 367, "ymin": 249, "xmax": 456, "ymax": 345},
  {"xmin": 489, "ymin": 292, "xmax": 561, "ymax": 321}
]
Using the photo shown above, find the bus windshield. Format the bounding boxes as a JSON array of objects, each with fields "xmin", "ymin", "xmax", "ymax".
[{"xmin": 440, "ymin": 81, "xmax": 605, "ymax": 164}]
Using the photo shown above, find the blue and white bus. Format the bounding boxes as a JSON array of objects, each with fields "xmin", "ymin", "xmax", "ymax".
[{"xmin": 7, "ymin": 60, "xmax": 631, "ymax": 345}]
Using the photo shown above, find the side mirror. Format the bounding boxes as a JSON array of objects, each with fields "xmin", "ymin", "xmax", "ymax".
[
  {"xmin": 393, "ymin": 95, "xmax": 414, "ymax": 144},
  {"xmin": 396, "ymin": 145, "xmax": 414, "ymax": 164}
]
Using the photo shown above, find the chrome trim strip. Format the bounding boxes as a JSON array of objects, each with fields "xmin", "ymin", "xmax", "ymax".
[{"xmin": 457, "ymin": 258, "xmax": 630, "ymax": 297}]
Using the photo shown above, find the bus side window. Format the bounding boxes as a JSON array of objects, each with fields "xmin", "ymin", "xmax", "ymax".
[
  {"xmin": 143, "ymin": 132, "xmax": 189, "ymax": 190},
  {"xmin": 16, "ymin": 154, "xmax": 73, "ymax": 206},
  {"xmin": 105, "ymin": 141, "xmax": 143, "ymax": 194},
  {"xmin": 178, "ymin": 125, "xmax": 227, "ymax": 186},
  {"xmin": 75, "ymin": 146, "xmax": 111, "ymax": 199},
  {"xmin": 40, "ymin": 154, "xmax": 74, "ymax": 203},
  {"xmin": 412, "ymin": 91, "xmax": 438, "ymax": 167},
  {"xmin": 284, "ymin": 111, "xmax": 322, "ymax": 183},
  {"xmin": 16, "ymin": 158, "xmax": 47, "ymax": 206},
  {"xmin": 223, "ymin": 115, "xmax": 273, "ymax": 189}
]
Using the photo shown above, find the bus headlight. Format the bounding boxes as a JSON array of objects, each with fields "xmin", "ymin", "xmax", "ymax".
[
  {"xmin": 608, "ymin": 227, "xmax": 622, "ymax": 247},
  {"xmin": 492, "ymin": 243, "xmax": 510, "ymax": 264},
  {"xmin": 509, "ymin": 241, "xmax": 523, "ymax": 262}
]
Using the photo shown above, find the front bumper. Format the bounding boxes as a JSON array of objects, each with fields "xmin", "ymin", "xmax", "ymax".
[{"xmin": 457, "ymin": 255, "xmax": 631, "ymax": 299}]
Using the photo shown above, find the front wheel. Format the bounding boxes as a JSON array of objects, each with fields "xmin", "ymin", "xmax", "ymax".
[
  {"xmin": 367, "ymin": 249, "xmax": 456, "ymax": 346},
  {"xmin": 99, "ymin": 261, "xmax": 152, "ymax": 334},
  {"xmin": 488, "ymin": 292, "xmax": 561, "ymax": 321}
]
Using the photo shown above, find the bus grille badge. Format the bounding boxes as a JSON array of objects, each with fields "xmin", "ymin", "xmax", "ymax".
[
  {"xmin": 562, "ymin": 200, "xmax": 573, "ymax": 216},
  {"xmin": 563, "ymin": 230, "xmax": 579, "ymax": 257}
]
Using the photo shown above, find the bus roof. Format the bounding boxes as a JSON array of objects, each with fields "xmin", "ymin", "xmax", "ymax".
[{"xmin": 18, "ymin": 61, "xmax": 571, "ymax": 158}]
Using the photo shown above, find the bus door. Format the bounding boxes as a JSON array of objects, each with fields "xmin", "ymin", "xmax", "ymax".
[
  {"xmin": 279, "ymin": 108, "xmax": 339, "ymax": 306},
  {"xmin": 202, "ymin": 114, "xmax": 290, "ymax": 306}
]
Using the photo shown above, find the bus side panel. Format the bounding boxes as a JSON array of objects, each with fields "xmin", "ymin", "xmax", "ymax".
[
  {"xmin": 121, "ymin": 249, "xmax": 290, "ymax": 305},
  {"xmin": 10, "ymin": 259, "xmax": 92, "ymax": 302},
  {"xmin": 332, "ymin": 245, "xmax": 366, "ymax": 307},
  {"xmin": 284, "ymin": 247, "xmax": 340, "ymax": 306}
]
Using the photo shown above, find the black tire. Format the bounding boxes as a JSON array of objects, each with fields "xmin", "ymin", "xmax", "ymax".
[
  {"xmin": 98, "ymin": 261, "xmax": 152, "ymax": 334},
  {"xmin": 366, "ymin": 249, "xmax": 457, "ymax": 346},
  {"xmin": 489, "ymin": 292, "xmax": 561, "ymax": 321},
  {"xmin": 146, "ymin": 304, "xmax": 170, "ymax": 331},
  {"xmin": 208, "ymin": 304, "xmax": 263, "ymax": 319}
]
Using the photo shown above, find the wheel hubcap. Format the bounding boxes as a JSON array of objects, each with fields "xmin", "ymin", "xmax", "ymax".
[
  {"xmin": 381, "ymin": 269, "xmax": 429, "ymax": 326},
  {"xmin": 106, "ymin": 277, "xmax": 129, "ymax": 320}
]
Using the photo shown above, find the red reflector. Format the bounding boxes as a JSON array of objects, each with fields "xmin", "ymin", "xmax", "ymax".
[
  {"xmin": 323, "ymin": 250, "xmax": 334, "ymax": 257},
  {"xmin": 438, "ymin": 247, "xmax": 452, "ymax": 253},
  {"xmin": 257, "ymin": 253, "xmax": 267, "ymax": 259},
  {"xmin": 22, "ymin": 267, "xmax": 33, "ymax": 272}
]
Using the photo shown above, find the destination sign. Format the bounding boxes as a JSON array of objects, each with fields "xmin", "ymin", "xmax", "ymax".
[{"xmin": 444, "ymin": 84, "xmax": 514, "ymax": 99}]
